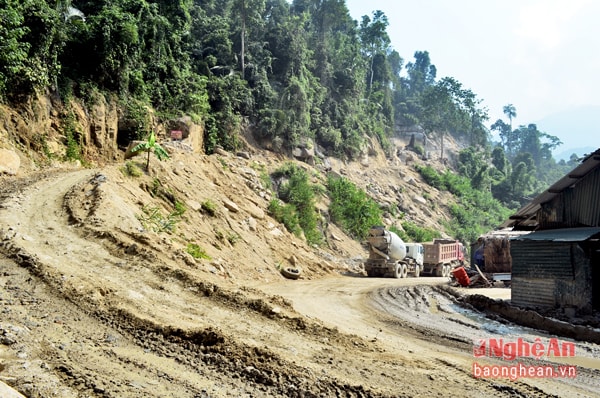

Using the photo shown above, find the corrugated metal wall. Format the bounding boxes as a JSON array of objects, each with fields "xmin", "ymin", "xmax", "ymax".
[
  {"xmin": 512, "ymin": 278, "xmax": 556, "ymax": 308},
  {"xmin": 511, "ymin": 241, "xmax": 573, "ymax": 278},
  {"xmin": 540, "ymin": 167, "xmax": 600, "ymax": 228},
  {"xmin": 511, "ymin": 240, "xmax": 592, "ymax": 309}
]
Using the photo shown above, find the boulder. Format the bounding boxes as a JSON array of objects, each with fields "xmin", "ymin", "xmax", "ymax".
[{"xmin": 0, "ymin": 149, "xmax": 20, "ymax": 175}]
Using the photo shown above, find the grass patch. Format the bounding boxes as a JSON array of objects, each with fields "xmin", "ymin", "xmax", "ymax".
[
  {"xmin": 186, "ymin": 243, "xmax": 211, "ymax": 260},
  {"xmin": 120, "ymin": 161, "xmax": 143, "ymax": 177},
  {"xmin": 137, "ymin": 202, "xmax": 185, "ymax": 233},
  {"xmin": 201, "ymin": 200, "xmax": 217, "ymax": 216}
]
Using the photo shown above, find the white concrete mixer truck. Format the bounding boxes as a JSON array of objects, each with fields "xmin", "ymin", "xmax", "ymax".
[{"xmin": 364, "ymin": 226, "xmax": 424, "ymax": 278}]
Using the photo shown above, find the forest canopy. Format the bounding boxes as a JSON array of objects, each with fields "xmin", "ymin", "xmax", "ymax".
[{"xmin": 0, "ymin": 0, "xmax": 578, "ymax": 212}]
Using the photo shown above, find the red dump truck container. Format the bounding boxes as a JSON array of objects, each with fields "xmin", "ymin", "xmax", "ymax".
[{"xmin": 421, "ymin": 239, "xmax": 465, "ymax": 277}]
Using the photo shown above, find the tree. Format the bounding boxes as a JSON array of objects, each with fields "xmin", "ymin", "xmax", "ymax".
[
  {"xmin": 0, "ymin": 1, "xmax": 30, "ymax": 99},
  {"xmin": 358, "ymin": 10, "xmax": 390, "ymax": 96},
  {"xmin": 501, "ymin": 104, "xmax": 516, "ymax": 156},
  {"xmin": 131, "ymin": 131, "xmax": 170, "ymax": 171},
  {"xmin": 421, "ymin": 77, "xmax": 485, "ymax": 158},
  {"xmin": 503, "ymin": 104, "xmax": 516, "ymax": 131},
  {"xmin": 491, "ymin": 119, "xmax": 512, "ymax": 157},
  {"xmin": 406, "ymin": 51, "xmax": 436, "ymax": 96}
]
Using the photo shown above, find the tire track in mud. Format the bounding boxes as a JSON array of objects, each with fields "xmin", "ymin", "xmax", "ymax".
[{"xmin": 369, "ymin": 284, "xmax": 600, "ymax": 397}]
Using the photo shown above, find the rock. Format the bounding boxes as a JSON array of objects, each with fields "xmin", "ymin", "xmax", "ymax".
[
  {"xmin": 244, "ymin": 203, "xmax": 265, "ymax": 219},
  {"xmin": 0, "ymin": 149, "xmax": 20, "ymax": 175},
  {"xmin": 187, "ymin": 200, "xmax": 202, "ymax": 212},
  {"xmin": 330, "ymin": 231, "xmax": 343, "ymax": 241},
  {"xmin": 214, "ymin": 147, "xmax": 229, "ymax": 156},
  {"xmin": 0, "ymin": 381, "xmax": 26, "ymax": 398},
  {"xmin": 222, "ymin": 199, "xmax": 239, "ymax": 213},
  {"xmin": 413, "ymin": 195, "xmax": 428, "ymax": 205},
  {"xmin": 269, "ymin": 227, "xmax": 284, "ymax": 237},
  {"xmin": 292, "ymin": 146, "xmax": 314, "ymax": 165},
  {"xmin": 247, "ymin": 217, "xmax": 258, "ymax": 231},
  {"xmin": 404, "ymin": 176, "xmax": 418, "ymax": 186}
]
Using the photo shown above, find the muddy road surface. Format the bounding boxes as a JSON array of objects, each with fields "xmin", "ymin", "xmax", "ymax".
[{"xmin": 0, "ymin": 166, "xmax": 599, "ymax": 397}]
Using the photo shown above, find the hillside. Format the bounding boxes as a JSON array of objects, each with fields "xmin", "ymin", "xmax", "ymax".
[{"xmin": 2, "ymin": 98, "xmax": 598, "ymax": 397}]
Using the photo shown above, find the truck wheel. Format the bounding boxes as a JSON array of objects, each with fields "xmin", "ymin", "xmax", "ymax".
[
  {"xmin": 414, "ymin": 266, "xmax": 421, "ymax": 278},
  {"xmin": 435, "ymin": 266, "xmax": 443, "ymax": 277},
  {"xmin": 401, "ymin": 264, "xmax": 408, "ymax": 278},
  {"xmin": 393, "ymin": 264, "xmax": 401, "ymax": 279}
]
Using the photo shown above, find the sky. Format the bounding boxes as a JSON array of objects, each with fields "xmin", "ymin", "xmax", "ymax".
[{"xmin": 344, "ymin": 0, "xmax": 600, "ymax": 156}]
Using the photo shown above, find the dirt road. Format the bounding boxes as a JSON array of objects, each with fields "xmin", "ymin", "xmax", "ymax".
[{"xmin": 0, "ymin": 166, "xmax": 599, "ymax": 397}]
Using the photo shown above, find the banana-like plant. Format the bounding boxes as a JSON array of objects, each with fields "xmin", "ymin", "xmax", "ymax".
[{"xmin": 131, "ymin": 131, "xmax": 169, "ymax": 171}]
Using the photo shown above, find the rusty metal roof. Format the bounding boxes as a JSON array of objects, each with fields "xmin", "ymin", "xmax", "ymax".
[
  {"xmin": 501, "ymin": 148, "xmax": 600, "ymax": 229},
  {"xmin": 511, "ymin": 227, "xmax": 600, "ymax": 242}
]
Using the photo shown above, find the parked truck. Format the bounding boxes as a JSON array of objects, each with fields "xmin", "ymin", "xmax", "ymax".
[
  {"xmin": 364, "ymin": 226, "xmax": 424, "ymax": 278},
  {"xmin": 421, "ymin": 239, "xmax": 465, "ymax": 277}
]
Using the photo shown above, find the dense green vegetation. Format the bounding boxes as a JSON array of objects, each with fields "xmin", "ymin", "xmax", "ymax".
[
  {"xmin": 1, "ymin": 0, "xmax": 585, "ymax": 245},
  {"xmin": 268, "ymin": 163, "xmax": 322, "ymax": 245},
  {"xmin": 416, "ymin": 164, "xmax": 513, "ymax": 243},
  {"xmin": 0, "ymin": 0, "xmax": 491, "ymax": 157},
  {"xmin": 394, "ymin": 222, "xmax": 441, "ymax": 244},
  {"xmin": 326, "ymin": 176, "xmax": 383, "ymax": 240}
]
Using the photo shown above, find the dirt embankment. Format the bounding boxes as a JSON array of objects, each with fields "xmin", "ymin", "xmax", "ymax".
[{"xmin": 0, "ymin": 147, "xmax": 599, "ymax": 397}]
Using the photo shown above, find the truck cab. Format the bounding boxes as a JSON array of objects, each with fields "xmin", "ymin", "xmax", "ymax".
[{"xmin": 404, "ymin": 243, "xmax": 424, "ymax": 267}]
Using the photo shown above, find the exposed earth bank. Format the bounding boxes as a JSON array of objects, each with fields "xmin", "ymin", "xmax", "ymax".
[{"xmin": 0, "ymin": 149, "xmax": 599, "ymax": 397}]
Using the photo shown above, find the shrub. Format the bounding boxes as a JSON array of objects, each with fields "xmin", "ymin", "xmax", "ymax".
[
  {"xmin": 268, "ymin": 199, "xmax": 302, "ymax": 237},
  {"xmin": 416, "ymin": 164, "xmax": 512, "ymax": 244},
  {"xmin": 326, "ymin": 176, "xmax": 383, "ymax": 240},
  {"xmin": 401, "ymin": 221, "xmax": 441, "ymax": 243},
  {"xmin": 61, "ymin": 111, "xmax": 82, "ymax": 162},
  {"xmin": 269, "ymin": 164, "xmax": 322, "ymax": 245},
  {"xmin": 137, "ymin": 202, "xmax": 184, "ymax": 233},
  {"xmin": 201, "ymin": 200, "xmax": 217, "ymax": 216}
]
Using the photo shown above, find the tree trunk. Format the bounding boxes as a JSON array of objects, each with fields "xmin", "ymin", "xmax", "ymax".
[
  {"xmin": 441, "ymin": 132, "xmax": 445, "ymax": 161},
  {"xmin": 241, "ymin": 0, "xmax": 246, "ymax": 79}
]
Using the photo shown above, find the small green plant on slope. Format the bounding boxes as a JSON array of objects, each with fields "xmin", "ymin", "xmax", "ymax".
[
  {"xmin": 401, "ymin": 221, "xmax": 441, "ymax": 243},
  {"xmin": 62, "ymin": 111, "xmax": 82, "ymax": 162},
  {"xmin": 137, "ymin": 202, "xmax": 185, "ymax": 233},
  {"xmin": 131, "ymin": 131, "xmax": 169, "ymax": 171},
  {"xmin": 186, "ymin": 243, "xmax": 211, "ymax": 260},
  {"xmin": 201, "ymin": 200, "xmax": 217, "ymax": 216}
]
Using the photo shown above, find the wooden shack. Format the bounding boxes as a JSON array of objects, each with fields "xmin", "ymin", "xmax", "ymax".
[{"xmin": 471, "ymin": 229, "xmax": 530, "ymax": 273}]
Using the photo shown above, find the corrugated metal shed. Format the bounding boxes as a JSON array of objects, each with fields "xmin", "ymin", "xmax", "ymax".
[
  {"xmin": 501, "ymin": 148, "xmax": 600, "ymax": 229},
  {"xmin": 510, "ymin": 228, "xmax": 598, "ymax": 309}
]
